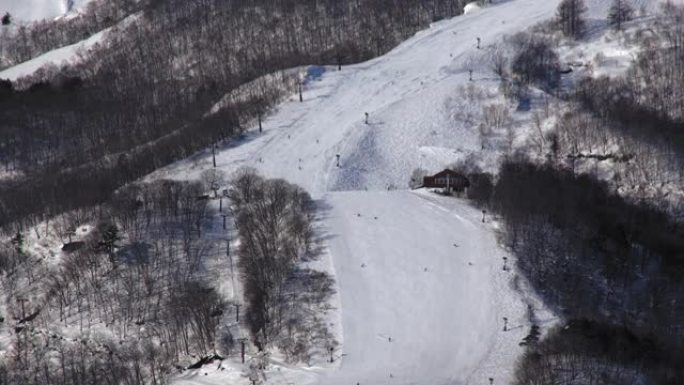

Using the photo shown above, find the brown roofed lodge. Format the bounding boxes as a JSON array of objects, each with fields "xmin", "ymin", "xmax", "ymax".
[{"xmin": 423, "ymin": 169, "xmax": 470, "ymax": 192}]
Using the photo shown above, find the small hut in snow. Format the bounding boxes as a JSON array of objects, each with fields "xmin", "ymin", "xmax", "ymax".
[{"xmin": 423, "ymin": 169, "xmax": 470, "ymax": 193}]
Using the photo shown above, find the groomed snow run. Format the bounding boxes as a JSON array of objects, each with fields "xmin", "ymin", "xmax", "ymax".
[
  {"xmin": 158, "ymin": 0, "xmax": 576, "ymax": 384},
  {"xmin": 314, "ymin": 190, "xmax": 527, "ymax": 385}
]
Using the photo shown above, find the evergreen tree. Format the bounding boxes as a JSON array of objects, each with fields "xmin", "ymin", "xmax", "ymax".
[
  {"xmin": 608, "ymin": 0, "xmax": 634, "ymax": 31},
  {"xmin": 556, "ymin": 0, "xmax": 587, "ymax": 39},
  {"xmin": 10, "ymin": 232, "xmax": 23, "ymax": 255},
  {"xmin": 96, "ymin": 223, "xmax": 121, "ymax": 267},
  {"xmin": 1, "ymin": 13, "xmax": 10, "ymax": 26}
]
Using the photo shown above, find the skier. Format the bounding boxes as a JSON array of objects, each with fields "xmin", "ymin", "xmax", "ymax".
[{"xmin": 364, "ymin": 112, "xmax": 369, "ymax": 124}]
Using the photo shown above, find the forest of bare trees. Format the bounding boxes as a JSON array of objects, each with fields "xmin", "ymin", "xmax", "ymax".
[
  {"xmin": 476, "ymin": 4, "xmax": 684, "ymax": 384},
  {"xmin": 0, "ymin": 0, "xmax": 469, "ymax": 233},
  {"xmin": 486, "ymin": 160, "xmax": 684, "ymax": 385},
  {"xmin": 0, "ymin": 178, "xmax": 222, "ymax": 384},
  {"xmin": 0, "ymin": 1, "xmax": 473, "ymax": 383},
  {"xmin": 0, "ymin": 0, "xmax": 143, "ymax": 69},
  {"xmin": 229, "ymin": 169, "xmax": 335, "ymax": 363},
  {"xmin": 0, "ymin": 167, "xmax": 331, "ymax": 384}
]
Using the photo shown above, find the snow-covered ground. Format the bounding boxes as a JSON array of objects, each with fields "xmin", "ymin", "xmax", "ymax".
[
  {"xmin": 155, "ymin": 0, "xmax": 566, "ymax": 193},
  {"xmin": 0, "ymin": 12, "xmax": 138, "ymax": 81},
  {"xmin": 155, "ymin": 1, "xmax": 571, "ymax": 384},
  {"xmin": 0, "ymin": 0, "xmax": 92, "ymax": 22},
  {"xmin": 0, "ymin": 27, "xmax": 105, "ymax": 81},
  {"xmin": 2, "ymin": 0, "xmax": 669, "ymax": 383},
  {"xmin": 0, "ymin": 0, "xmax": 94, "ymax": 22},
  {"xmin": 312, "ymin": 191, "xmax": 536, "ymax": 385},
  {"xmin": 174, "ymin": 190, "xmax": 553, "ymax": 385}
]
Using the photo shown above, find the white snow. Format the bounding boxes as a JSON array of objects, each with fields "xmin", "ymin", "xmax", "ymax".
[
  {"xmin": 0, "ymin": 0, "xmax": 677, "ymax": 383},
  {"xmin": 151, "ymin": 1, "xmax": 570, "ymax": 384},
  {"xmin": 0, "ymin": 12, "xmax": 139, "ymax": 81},
  {"xmin": 0, "ymin": 0, "xmax": 94, "ymax": 22},
  {"xmin": 155, "ymin": 0, "xmax": 564, "ymax": 193},
  {"xmin": 464, "ymin": 2, "xmax": 482, "ymax": 15},
  {"xmin": 0, "ymin": 28, "xmax": 105, "ymax": 81},
  {"xmin": 311, "ymin": 191, "xmax": 530, "ymax": 385}
]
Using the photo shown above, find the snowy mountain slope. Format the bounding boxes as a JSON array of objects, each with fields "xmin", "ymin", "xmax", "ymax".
[
  {"xmin": 157, "ymin": 0, "xmax": 565, "ymax": 194},
  {"xmin": 0, "ymin": 27, "xmax": 105, "ymax": 81},
  {"xmin": 312, "ymin": 191, "xmax": 534, "ymax": 385},
  {"xmin": 0, "ymin": 12, "xmax": 139, "ymax": 81},
  {"xmin": 155, "ymin": 0, "xmax": 676, "ymax": 195},
  {"xmin": 149, "ymin": 1, "xmax": 575, "ymax": 385},
  {"xmin": 173, "ymin": 190, "xmax": 549, "ymax": 385},
  {"xmin": 0, "ymin": 0, "xmax": 94, "ymax": 22},
  {"xmin": 0, "ymin": 0, "xmax": 676, "ymax": 383},
  {"xmin": 155, "ymin": 0, "xmax": 684, "ymax": 384}
]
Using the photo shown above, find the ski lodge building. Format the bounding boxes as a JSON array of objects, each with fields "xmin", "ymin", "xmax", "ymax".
[{"xmin": 422, "ymin": 169, "xmax": 470, "ymax": 192}]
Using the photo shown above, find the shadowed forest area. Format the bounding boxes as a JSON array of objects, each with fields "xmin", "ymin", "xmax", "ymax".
[{"xmin": 0, "ymin": 0, "xmax": 470, "ymax": 232}]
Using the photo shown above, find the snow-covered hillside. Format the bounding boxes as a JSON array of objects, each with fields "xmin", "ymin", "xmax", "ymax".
[
  {"xmin": 175, "ymin": 190, "xmax": 550, "ymax": 385},
  {"xmin": 0, "ymin": 0, "xmax": 93, "ymax": 22},
  {"xmin": 155, "ymin": 0, "xmax": 677, "ymax": 194},
  {"xmin": 0, "ymin": 27, "xmax": 105, "ymax": 81},
  {"xmin": 155, "ymin": 1, "xmax": 572, "ymax": 384},
  {"xmin": 0, "ymin": 12, "xmax": 138, "ymax": 81},
  {"xmin": 0, "ymin": 0, "xmax": 66, "ymax": 22},
  {"xmin": 158, "ymin": 0, "xmax": 565, "ymax": 193},
  {"xmin": 0, "ymin": 0, "xmax": 680, "ymax": 383}
]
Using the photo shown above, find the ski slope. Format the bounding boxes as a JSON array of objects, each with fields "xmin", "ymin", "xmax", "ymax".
[
  {"xmin": 0, "ymin": 12, "xmax": 139, "ymax": 82},
  {"xmin": 156, "ymin": 0, "xmax": 584, "ymax": 384},
  {"xmin": 0, "ymin": 28, "xmax": 106, "ymax": 81},
  {"xmin": 174, "ymin": 190, "xmax": 541, "ymax": 385},
  {"xmin": 159, "ymin": 0, "xmax": 566, "ymax": 193},
  {"xmin": 161, "ymin": 1, "xmax": 567, "ymax": 384},
  {"xmin": 0, "ymin": 0, "xmax": 94, "ymax": 22},
  {"xmin": 315, "ymin": 191, "xmax": 528, "ymax": 385}
]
